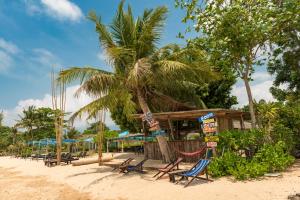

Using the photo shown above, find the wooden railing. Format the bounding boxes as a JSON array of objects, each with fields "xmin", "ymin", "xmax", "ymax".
[{"xmin": 144, "ymin": 140, "xmax": 205, "ymax": 162}]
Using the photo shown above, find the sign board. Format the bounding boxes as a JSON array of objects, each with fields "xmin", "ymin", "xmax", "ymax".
[
  {"xmin": 198, "ymin": 112, "xmax": 215, "ymax": 122},
  {"xmin": 203, "ymin": 118, "xmax": 215, "ymax": 124},
  {"xmin": 205, "ymin": 136, "xmax": 219, "ymax": 142},
  {"xmin": 207, "ymin": 142, "xmax": 217, "ymax": 147},
  {"xmin": 199, "ymin": 112, "xmax": 219, "ymax": 148}
]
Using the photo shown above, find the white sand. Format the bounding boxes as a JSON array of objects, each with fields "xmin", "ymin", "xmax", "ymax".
[{"xmin": 0, "ymin": 154, "xmax": 299, "ymax": 200}]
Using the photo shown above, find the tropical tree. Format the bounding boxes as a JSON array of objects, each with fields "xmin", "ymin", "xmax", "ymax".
[
  {"xmin": 16, "ymin": 106, "xmax": 37, "ymax": 141},
  {"xmin": 16, "ymin": 106, "xmax": 58, "ymax": 141},
  {"xmin": 0, "ymin": 111, "xmax": 3, "ymax": 127},
  {"xmin": 268, "ymin": 0, "xmax": 300, "ymax": 102},
  {"xmin": 175, "ymin": 0, "xmax": 291, "ymax": 128},
  {"xmin": 256, "ymin": 100, "xmax": 280, "ymax": 140},
  {"xmin": 83, "ymin": 121, "xmax": 108, "ymax": 135},
  {"xmin": 59, "ymin": 1, "xmax": 216, "ymax": 130}
]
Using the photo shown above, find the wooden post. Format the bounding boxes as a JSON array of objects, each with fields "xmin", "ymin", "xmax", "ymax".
[
  {"xmin": 240, "ymin": 114, "xmax": 245, "ymax": 130},
  {"xmin": 51, "ymin": 69, "xmax": 66, "ymax": 165},
  {"xmin": 97, "ymin": 109, "xmax": 106, "ymax": 166},
  {"xmin": 106, "ymin": 140, "xmax": 109, "ymax": 153},
  {"xmin": 168, "ymin": 118, "xmax": 175, "ymax": 141}
]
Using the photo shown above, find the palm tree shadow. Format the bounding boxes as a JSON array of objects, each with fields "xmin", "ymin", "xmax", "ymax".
[
  {"xmin": 84, "ymin": 173, "xmax": 120, "ymax": 188},
  {"xmin": 67, "ymin": 167, "xmax": 112, "ymax": 178}
]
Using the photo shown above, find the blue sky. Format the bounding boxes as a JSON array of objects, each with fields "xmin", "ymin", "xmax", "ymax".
[{"xmin": 0, "ymin": 0, "xmax": 274, "ymax": 129}]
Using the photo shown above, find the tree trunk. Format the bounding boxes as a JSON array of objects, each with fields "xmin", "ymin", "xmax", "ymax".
[
  {"xmin": 137, "ymin": 88, "xmax": 160, "ymax": 130},
  {"xmin": 243, "ymin": 77, "xmax": 257, "ymax": 128},
  {"xmin": 55, "ymin": 116, "xmax": 62, "ymax": 165}
]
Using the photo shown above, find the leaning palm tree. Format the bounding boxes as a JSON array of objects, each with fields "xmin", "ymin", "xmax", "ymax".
[{"xmin": 59, "ymin": 2, "xmax": 216, "ymax": 130}]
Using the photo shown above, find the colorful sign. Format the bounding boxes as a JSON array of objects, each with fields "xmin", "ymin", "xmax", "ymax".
[
  {"xmin": 207, "ymin": 142, "xmax": 218, "ymax": 147},
  {"xmin": 203, "ymin": 118, "xmax": 215, "ymax": 124},
  {"xmin": 198, "ymin": 112, "xmax": 215, "ymax": 122},
  {"xmin": 199, "ymin": 112, "xmax": 219, "ymax": 148},
  {"xmin": 142, "ymin": 112, "xmax": 160, "ymax": 131},
  {"xmin": 205, "ymin": 136, "xmax": 219, "ymax": 142}
]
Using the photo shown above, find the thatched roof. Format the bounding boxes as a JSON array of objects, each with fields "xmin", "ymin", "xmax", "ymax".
[{"xmin": 132, "ymin": 108, "xmax": 249, "ymax": 121}]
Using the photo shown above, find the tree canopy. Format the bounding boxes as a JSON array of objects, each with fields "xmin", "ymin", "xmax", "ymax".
[{"xmin": 59, "ymin": 1, "xmax": 217, "ymax": 130}]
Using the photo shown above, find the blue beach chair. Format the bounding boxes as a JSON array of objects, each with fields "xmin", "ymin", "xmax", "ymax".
[
  {"xmin": 119, "ymin": 158, "xmax": 148, "ymax": 173},
  {"xmin": 170, "ymin": 159, "xmax": 212, "ymax": 187}
]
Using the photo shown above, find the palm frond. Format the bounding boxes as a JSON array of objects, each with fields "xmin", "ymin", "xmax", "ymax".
[
  {"xmin": 74, "ymin": 72, "xmax": 116, "ymax": 97},
  {"xmin": 58, "ymin": 67, "xmax": 112, "ymax": 84},
  {"xmin": 88, "ymin": 11, "xmax": 116, "ymax": 50},
  {"xmin": 69, "ymin": 89, "xmax": 136, "ymax": 123}
]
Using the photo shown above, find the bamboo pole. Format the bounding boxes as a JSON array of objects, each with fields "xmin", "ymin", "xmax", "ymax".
[{"xmin": 51, "ymin": 69, "xmax": 66, "ymax": 165}]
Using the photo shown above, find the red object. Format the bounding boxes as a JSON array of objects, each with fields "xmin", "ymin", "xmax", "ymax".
[{"xmin": 174, "ymin": 145, "xmax": 206, "ymax": 157}]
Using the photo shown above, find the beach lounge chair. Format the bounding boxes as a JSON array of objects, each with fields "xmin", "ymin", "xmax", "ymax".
[
  {"xmin": 119, "ymin": 158, "xmax": 148, "ymax": 173},
  {"xmin": 44, "ymin": 153, "xmax": 79, "ymax": 167},
  {"xmin": 168, "ymin": 159, "xmax": 211, "ymax": 187},
  {"xmin": 153, "ymin": 157, "xmax": 184, "ymax": 180},
  {"xmin": 112, "ymin": 158, "xmax": 134, "ymax": 171}
]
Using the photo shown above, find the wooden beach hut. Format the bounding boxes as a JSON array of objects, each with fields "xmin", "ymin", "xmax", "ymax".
[{"xmin": 132, "ymin": 109, "xmax": 250, "ymax": 161}]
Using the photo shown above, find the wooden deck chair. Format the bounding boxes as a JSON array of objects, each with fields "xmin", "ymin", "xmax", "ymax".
[
  {"xmin": 119, "ymin": 158, "xmax": 148, "ymax": 173},
  {"xmin": 169, "ymin": 159, "xmax": 212, "ymax": 188},
  {"xmin": 153, "ymin": 157, "xmax": 184, "ymax": 180},
  {"xmin": 112, "ymin": 158, "xmax": 134, "ymax": 171}
]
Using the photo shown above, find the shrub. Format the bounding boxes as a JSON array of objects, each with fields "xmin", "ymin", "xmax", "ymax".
[
  {"xmin": 217, "ymin": 129, "xmax": 265, "ymax": 157},
  {"xmin": 208, "ymin": 141, "xmax": 295, "ymax": 180},
  {"xmin": 253, "ymin": 141, "xmax": 295, "ymax": 172}
]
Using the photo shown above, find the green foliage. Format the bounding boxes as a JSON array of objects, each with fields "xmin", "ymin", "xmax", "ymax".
[
  {"xmin": 0, "ymin": 126, "xmax": 13, "ymax": 151},
  {"xmin": 0, "ymin": 111, "xmax": 3, "ymax": 127},
  {"xmin": 217, "ymin": 129, "xmax": 265, "ymax": 153},
  {"xmin": 83, "ymin": 121, "xmax": 108, "ymax": 135},
  {"xmin": 256, "ymin": 100, "xmax": 300, "ymax": 151},
  {"xmin": 59, "ymin": 2, "xmax": 217, "ymax": 126},
  {"xmin": 189, "ymin": 38, "xmax": 238, "ymax": 109},
  {"xmin": 65, "ymin": 127, "xmax": 81, "ymax": 139},
  {"xmin": 16, "ymin": 106, "xmax": 59, "ymax": 141},
  {"xmin": 209, "ymin": 141, "xmax": 294, "ymax": 180},
  {"xmin": 253, "ymin": 141, "xmax": 295, "ymax": 173},
  {"xmin": 267, "ymin": 0, "xmax": 300, "ymax": 101},
  {"xmin": 110, "ymin": 105, "xmax": 140, "ymax": 133}
]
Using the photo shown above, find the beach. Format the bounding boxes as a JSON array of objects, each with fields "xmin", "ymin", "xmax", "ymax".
[{"xmin": 0, "ymin": 155, "xmax": 299, "ymax": 200}]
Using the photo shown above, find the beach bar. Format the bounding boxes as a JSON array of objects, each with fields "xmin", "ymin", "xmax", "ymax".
[{"xmin": 132, "ymin": 109, "xmax": 250, "ymax": 161}]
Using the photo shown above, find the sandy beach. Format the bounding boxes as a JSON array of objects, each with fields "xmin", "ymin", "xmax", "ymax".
[{"xmin": 0, "ymin": 155, "xmax": 299, "ymax": 200}]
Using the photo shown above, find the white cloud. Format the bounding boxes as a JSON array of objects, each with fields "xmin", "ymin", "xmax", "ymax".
[
  {"xmin": 31, "ymin": 48, "xmax": 60, "ymax": 67},
  {"xmin": 0, "ymin": 50, "xmax": 12, "ymax": 72},
  {"xmin": 24, "ymin": 0, "xmax": 83, "ymax": 22},
  {"xmin": 2, "ymin": 85, "xmax": 117, "ymax": 130},
  {"xmin": 232, "ymin": 71, "xmax": 274, "ymax": 107},
  {"xmin": 24, "ymin": 0, "xmax": 42, "ymax": 15},
  {"xmin": 0, "ymin": 38, "xmax": 19, "ymax": 73},
  {"xmin": 97, "ymin": 51, "xmax": 107, "ymax": 62},
  {"xmin": 41, "ymin": 0, "xmax": 83, "ymax": 22},
  {"xmin": 0, "ymin": 38, "xmax": 19, "ymax": 54},
  {"xmin": 251, "ymin": 71, "xmax": 273, "ymax": 83}
]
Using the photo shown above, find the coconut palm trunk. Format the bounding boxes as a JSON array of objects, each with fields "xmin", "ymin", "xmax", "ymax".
[{"xmin": 137, "ymin": 87, "xmax": 161, "ymax": 130}]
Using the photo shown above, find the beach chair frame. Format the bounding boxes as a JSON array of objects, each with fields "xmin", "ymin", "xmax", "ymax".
[{"xmin": 153, "ymin": 157, "xmax": 183, "ymax": 180}]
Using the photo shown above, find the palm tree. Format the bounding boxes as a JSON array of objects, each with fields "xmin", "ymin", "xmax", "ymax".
[
  {"xmin": 16, "ymin": 106, "xmax": 37, "ymax": 141},
  {"xmin": 59, "ymin": 2, "xmax": 216, "ymax": 130}
]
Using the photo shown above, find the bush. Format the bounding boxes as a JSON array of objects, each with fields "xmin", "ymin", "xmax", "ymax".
[
  {"xmin": 217, "ymin": 129, "xmax": 265, "ymax": 156},
  {"xmin": 208, "ymin": 141, "xmax": 295, "ymax": 180},
  {"xmin": 253, "ymin": 141, "xmax": 295, "ymax": 172}
]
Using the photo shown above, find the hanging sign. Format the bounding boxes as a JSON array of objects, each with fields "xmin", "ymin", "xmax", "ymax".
[
  {"xmin": 142, "ymin": 111, "xmax": 160, "ymax": 131},
  {"xmin": 207, "ymin": 142, "xmax": 218, "ymax": 148},
  {"xmin": 199, "ymin": 112, "xmax": 218, "ymax": 147},
  {"xmin": 204, "ymin": 136, "xmax": 219, "ymax": 142},
  {"xmin": 198, "ymin": 112, "xmax": 215, "ymax": 122}
]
